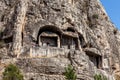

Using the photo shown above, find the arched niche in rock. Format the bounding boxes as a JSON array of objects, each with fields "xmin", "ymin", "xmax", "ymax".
[
  {"xmin": 84, "ymin": 47, "xmax": 102, "ymax": 69},
  {"xmin": 37, "ymin": 25, "xmax": 62, "ymax": 47},
  {"xmin": 62, "ymin": 27, "xmax": 79, "ymax": 50}
]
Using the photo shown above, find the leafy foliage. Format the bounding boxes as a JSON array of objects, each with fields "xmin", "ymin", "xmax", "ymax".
[
  {"xmin": 94, "ymin": 74, "xmax": 107, "ymax": 80},
  {"xmin": 64, "ymin": 64, "xmax": 77, "ymax": 80},
  {"xmin": 2, "ymin": 63, "xmax": 24, "ymax": 80},
  {"xmin": 92, "ymin": 14, "xmax": 99, "ymax": 19}
]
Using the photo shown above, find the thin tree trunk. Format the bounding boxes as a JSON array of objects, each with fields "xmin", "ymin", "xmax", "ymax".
[{"xmin": 12, "ymin": 0, "xmax": 28, "ymax": 57}]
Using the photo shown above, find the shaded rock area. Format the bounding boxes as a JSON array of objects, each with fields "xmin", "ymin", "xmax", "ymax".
[{"xmin": 0, "ymin": 0, "xmax": 120, "ymax": 80}]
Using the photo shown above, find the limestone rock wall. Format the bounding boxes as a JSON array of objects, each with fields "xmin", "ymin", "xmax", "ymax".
[{"xmin": 0, "ymin": 0, "xmax": 120, "ymax": 80}]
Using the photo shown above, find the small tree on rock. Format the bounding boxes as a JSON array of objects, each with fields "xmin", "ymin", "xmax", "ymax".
[
  {"xmin": 64, "ymin": 64, "xmax": 77, "ymax": 80},
  {"xmin": 2, "ymin": 63, "xmax": 24, "ymax": 80},
  {"xmin": 94, "ymin": 74, "xmax": 107, "ymax": 80}
]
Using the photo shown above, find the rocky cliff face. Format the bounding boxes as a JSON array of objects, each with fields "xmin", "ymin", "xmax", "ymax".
[{"xmin": 0, "ymin": 0, "xmax": 120, "ymax": 80}]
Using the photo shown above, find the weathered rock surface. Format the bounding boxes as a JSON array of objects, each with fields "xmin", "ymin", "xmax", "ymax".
[{"xmin": 0, "ymin": 0, "xmax": 120, "ymax": 80}]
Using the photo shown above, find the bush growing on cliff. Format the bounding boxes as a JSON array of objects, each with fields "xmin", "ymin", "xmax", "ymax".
[
  {"xmin": 94, "ymin": 74, "xmax": 107, "ymax": 80},
  {"xmin": 64, "ymin": 64, "xmax": 77, "ymax": 80},
  {"xmin": 92, "ymin": 14, "xmax": 99, "ymax": 19},
  {"xmin": 2, "ymin": 63, "xmax": 24, "ymax": 80}
]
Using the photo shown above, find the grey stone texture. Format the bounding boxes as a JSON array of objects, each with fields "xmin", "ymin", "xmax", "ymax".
[{"xmin": 0, "ymin": 0, "xmax": 119, "ymax": 80}]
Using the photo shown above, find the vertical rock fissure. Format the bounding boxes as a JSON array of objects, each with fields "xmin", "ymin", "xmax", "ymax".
[{"xmin": 12, "ymin": 0, "xmax": 28, "ymax": 57}]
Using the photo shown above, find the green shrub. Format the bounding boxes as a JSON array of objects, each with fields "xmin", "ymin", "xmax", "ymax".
[
  {"xmin": 64, "ymin": 64, "xmax": 77, "ymax": 80},
  {"xmin": 94, "ymin": 74, "xmax": 107, "ymax": 80},
  {"xmin": 2, "ymin": 63, "xmax": 24, "ymax": 80},
  {"xmin": 92, "ymin": 14, "xmax": 99, "ymax": 19}
]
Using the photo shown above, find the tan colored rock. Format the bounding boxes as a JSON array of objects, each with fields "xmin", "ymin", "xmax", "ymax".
[
  {"xmin": 12, "ymin": 0, "xmax": 28, "ymax": 57},
  {"xmin": 0, "ymin": 0, "xmax": 120, "ymax": 80}
]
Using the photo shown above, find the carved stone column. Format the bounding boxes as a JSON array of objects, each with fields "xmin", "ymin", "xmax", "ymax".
[
  {"xmin": 77, "ymin": 38, "xmax": 82, "ymax": 51},
  {"xmin": 39, "ymin": 35, "xmax": 42, "ymax": 46},
  {"xmin": 57, "ymin": 36, "xmax": 60, "ymax": 48}
]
